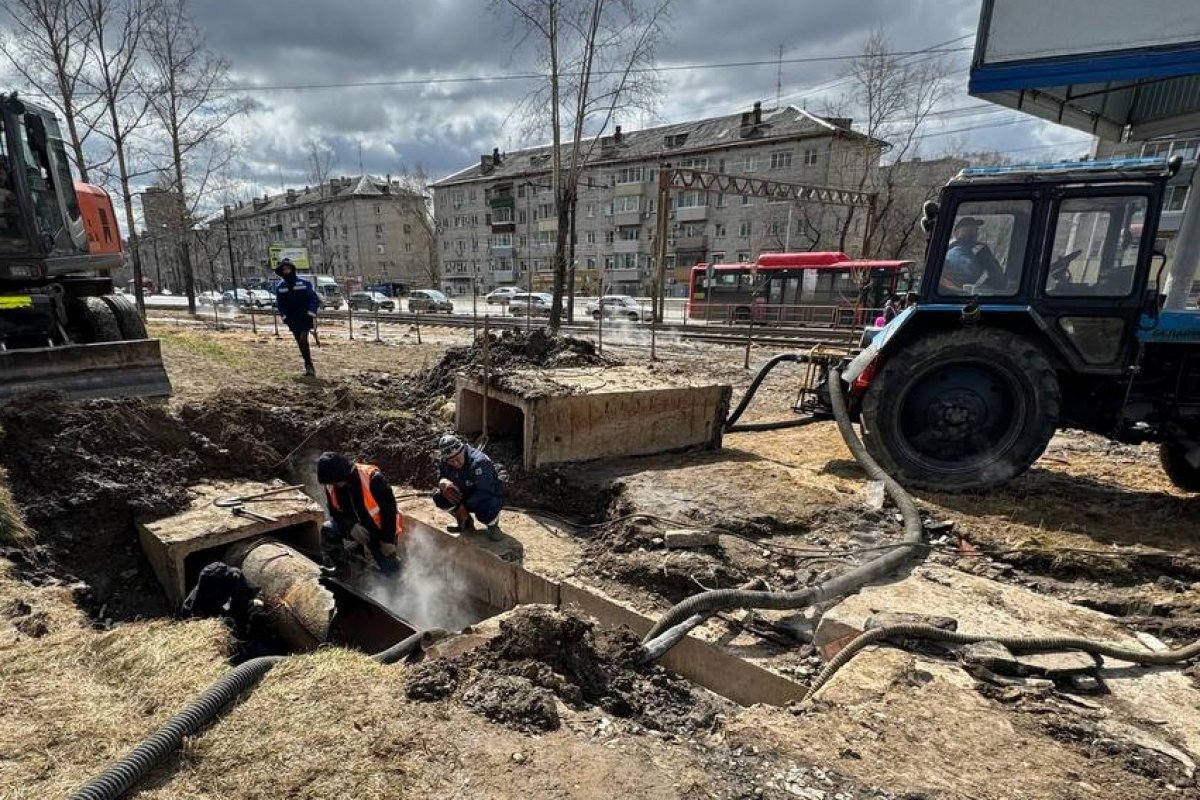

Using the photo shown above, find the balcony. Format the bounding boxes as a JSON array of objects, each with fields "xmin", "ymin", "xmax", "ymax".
[
  {"xmin": 676, "ymin": 205, "xmax": 708, "ymax": 222},
  {"xmin": 613, "ymin": 182, "xmax": 645, "ymax": 197},
  {"xmin": 490, "ymin": 217, "xmax": 516, "ymax": 233},
  {"xmin": 490, "ymin": 270, "xmax": 515, "ymax": 282},
  {"xmin": 489, "ymin": 194, "xmax": 515, "ymax": 210},
  {"xmin": 613, "ymin": 210, "xmax": 643, "ymax": 227},
  {"xmin": 612, "ymin": 239, "xmax": 643, "ymax": 254},
  {"xmin": 673, "ymin": 234, "xmax": 708, "ymax": 252},
  {"xmin": 489, "ymin": 242, "xmax": 514, "ymax": 254},
  {"xmin": 607, "ymin": 268, "xmax": 641, "ymax": 282},
  {"xmin": 537, "ymin": 219, "xmax": 558, "ymax": 233}
]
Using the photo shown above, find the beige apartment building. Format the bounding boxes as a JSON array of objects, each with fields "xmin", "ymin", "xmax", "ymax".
[
  {"xmin": 221, "ymin": 175, "xmax": 436, "ymax": 287},
  {"xmin": 431, "ymin": 103, "xmax": 883, "ymax": 296}
]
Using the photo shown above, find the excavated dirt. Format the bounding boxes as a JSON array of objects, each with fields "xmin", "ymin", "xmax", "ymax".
[{"xmin": 404, "ymin": 606, "xmax": 729, "ymax": 734}]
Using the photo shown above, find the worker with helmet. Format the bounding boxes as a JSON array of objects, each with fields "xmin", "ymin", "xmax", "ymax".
[
  {"xmin": 273, "ymin": 257, "xmax": 321, "ymax": 377},
  {"xmin": 433, "ymin": 434, "xmax": 505, "ymax": 541},
  {"xmin": 316, "ymin": 452, "xmax": 401, "ymax": 575}
]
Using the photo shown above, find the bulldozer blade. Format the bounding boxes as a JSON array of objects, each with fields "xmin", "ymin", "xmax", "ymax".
[{"xmin": 0, "ymin": 339, "xmax": 171, "ymax": 405}]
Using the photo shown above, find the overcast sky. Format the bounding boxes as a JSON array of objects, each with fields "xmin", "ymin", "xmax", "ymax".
[
  {"xmin": 185, "ymin": 0, "xmax": 1093, "ymax": 196},
  {"xmin": 6, "ymin": 0, "xmax": 1096, "ymax": 212}
]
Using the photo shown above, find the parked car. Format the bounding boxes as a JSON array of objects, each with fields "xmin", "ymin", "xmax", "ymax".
[
  {"xmin": 408, "ymin": 289, "xmax": 454, "ymax": 313},
  {"xmin": 197, "ymin": 290, "xmax": 224, "ymax": 306},
  {"xmin": 348, "ymin": 291, "xmax": 396, "ymax": 312},
  {"xmin": 586, "ymin": 294, "xmax": 645, "ymax": 322},
  {"xmin": 485, "ymin": 286, "xmax": 521, "ymax": 305},
  {"xmin": 507, "ymin": 292, "xmax": 553, "ymax": 317},
  {"xmin": 222, "ymin": 289, "xmax": 273, "ymax": 308}
]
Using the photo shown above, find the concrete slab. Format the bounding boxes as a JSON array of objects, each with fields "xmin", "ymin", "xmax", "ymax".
[
  {"xmin": 137, "ymin": 481, "xmax": 323, "ymax": 606},
  {"xmin": 813, "ymin": 564, "xmax": 1200, "ymax": 762},
  {"xmin": 455, "ymin": 366, "xmax": 731, "ymax": 469}
]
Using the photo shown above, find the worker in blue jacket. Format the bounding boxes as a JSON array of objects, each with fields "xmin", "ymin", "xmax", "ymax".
[
  {"xmin": 433, "ymin": 434, "xmax": 505, "ymax": 540},
  {"xmin": 273, "ymin": 258, "xmax": 321, "ymax": 376}
]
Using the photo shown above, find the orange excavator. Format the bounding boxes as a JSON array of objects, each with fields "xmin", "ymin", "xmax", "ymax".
[{"xmin": 0, "ymin": 92, "xmax": 169, "ymax": 403}]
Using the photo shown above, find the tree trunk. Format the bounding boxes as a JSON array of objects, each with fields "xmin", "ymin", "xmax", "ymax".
[
  {"xmin": 109, "ymin": 101, "xmax": 144, "ymax": 314},
  {"xmin": 566, "ymin": 194, "xmax": 577, "ymax": 323}
]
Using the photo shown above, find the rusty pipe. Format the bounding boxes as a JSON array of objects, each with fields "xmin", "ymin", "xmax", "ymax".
[{"xmin": 226, "ymin": 539, "xmax": 334, "ymax": 650}]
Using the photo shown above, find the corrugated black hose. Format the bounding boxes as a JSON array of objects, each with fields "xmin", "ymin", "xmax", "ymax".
[
  {"xmin": 69, "ymin": 630, "xmax": 429, "ymax": 800},
  {"xmin": 724, "ymin": 353, "xmax": 804, "ymax": 432},
  {"xmin": 640, "ymin": 366, "xmax": 926, "ymax": 655}
]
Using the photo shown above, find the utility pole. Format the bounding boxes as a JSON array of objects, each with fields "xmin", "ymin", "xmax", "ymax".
[
  {"xmin": 653, "ymin": 163, "xmax": 671, "ymax": 324},
  {"xmin": 224, "ymin": 206, "xmax": 240, "ymax": 302}
]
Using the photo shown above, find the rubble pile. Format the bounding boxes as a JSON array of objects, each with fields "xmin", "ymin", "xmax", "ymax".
[{"xmin": 404, "ymin": 606, "xmax": 728, "ymax": 733}]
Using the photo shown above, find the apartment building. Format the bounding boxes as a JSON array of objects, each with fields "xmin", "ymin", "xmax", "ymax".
[
  {"xmin": 221, "ymin": 175, "xmax": 436, "ymax": 286},
  {"xmin": 1093, "ymin": 132, "xmax": 1198, "ymax": 257},
  {"xmin": 431, "ymin": 103, "xmax": 883, "ymax": 296}
]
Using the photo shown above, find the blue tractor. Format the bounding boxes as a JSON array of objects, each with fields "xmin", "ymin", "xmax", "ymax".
[{"xmin": 822, "ymin": 157, "xmax": 1200, "ymax": 492}]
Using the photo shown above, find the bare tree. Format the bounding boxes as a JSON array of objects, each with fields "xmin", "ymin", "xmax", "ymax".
[
  {"xmin": 304, "ymin": 138, "xmax": 334, "ymax": 271},
  {"xmin": 140, "ymin": 0, "xmax": 244, "ymax": 314},
  {"xmin": 393, "ymin": 163, "xmax": 439, "ymax": 287},
  {"xmin": 80, "ymin": 0, "xmax": 155, "ymax": 313},
  {"xmin": 500, "ymin": 0, "xmax": 670, "ymax": 331},
  {"xmin": 0, "ymin": 0, "xmax": 99, "ymax": 178},
  {"xmin": 826, "ymin": 29, "xmax": 952, "ymax": 255}
]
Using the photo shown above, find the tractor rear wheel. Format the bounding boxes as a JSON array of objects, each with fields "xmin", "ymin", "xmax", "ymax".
[
  {"xmin": 860, "ymin": 328, "xmax": 1060, "ymax": 492},
  {"xmin": 1159, "ymin": 442, "xmax": 1200, "ymax": 492}
]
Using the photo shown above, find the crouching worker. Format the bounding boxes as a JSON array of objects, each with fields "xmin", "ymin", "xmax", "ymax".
[
  {"xmin": 317, "ymin": 451, "xmax": 401, "ymax": 575},
  {"xmin": 433, "ymin": 434, "xmax": 505, "ymax": 541}
]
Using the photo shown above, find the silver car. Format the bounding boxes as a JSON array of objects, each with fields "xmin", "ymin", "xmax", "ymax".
[
  {"xmin": 408, "ymin": 289, "xmax": 454, "ymax": 313},
  {"xmin": 586, "ymin": 295, "xmax": 644, "ymax": 322},
  {"xmin": 507, "ymin": 292, "xmax": 553, "ymax": 317}
]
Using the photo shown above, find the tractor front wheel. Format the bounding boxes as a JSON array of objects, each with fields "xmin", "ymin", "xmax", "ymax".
[
  {"xmin": 1160, "ymin": 442, "xmax": 1200, "ymax": 493},
  {"xmin": 860, "ymin": 328, "xmax": 1060, "ymax": 492}
]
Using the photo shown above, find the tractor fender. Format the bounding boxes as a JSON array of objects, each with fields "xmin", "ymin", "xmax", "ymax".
[{"xmin": 843, "ymin": 306, "xmax": 915, "ymax": 385}]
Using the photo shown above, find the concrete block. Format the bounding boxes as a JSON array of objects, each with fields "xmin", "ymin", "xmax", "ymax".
[
  {"xmin": 455, "ymin": 366, "xmax": 731, "ymax": 469},
  {"xmin": 137, "ymin": 481, "xmax": 323, "ymax": 606},
  {"xmin": 663, "ymin": 529, "xmax": 720, "ymax": 549}
]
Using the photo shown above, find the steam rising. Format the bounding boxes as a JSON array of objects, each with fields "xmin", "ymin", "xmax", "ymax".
[{"xmin": 362, "ymin": 526, "xmax": 482, "ymax": 631}]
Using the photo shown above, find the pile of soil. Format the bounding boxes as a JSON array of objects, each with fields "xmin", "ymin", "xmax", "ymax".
[
  {"xmin": 418, "ymin": 329, "xmax": 615, "ymax": 401},
  {"xmin": 404, "ymin": 606, "xmax": 729, "ymax": 733}
]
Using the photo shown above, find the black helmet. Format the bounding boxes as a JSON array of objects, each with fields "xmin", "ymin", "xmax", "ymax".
[{"xmin": 316, "ymin": 451, "xmax": 354, "ymax": 484}]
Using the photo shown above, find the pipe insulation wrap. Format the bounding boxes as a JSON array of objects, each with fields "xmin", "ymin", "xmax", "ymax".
[
  {"xmin": 69, "ymin": 631, "xmax": 427, "ymax": 800},
  {"xmin": 801, "ymin": 623, "xmax": 1200, "ymax": 705},
  {"xmin": 641, "ymin": 366, "xmax": 925, "ymax": 646}
]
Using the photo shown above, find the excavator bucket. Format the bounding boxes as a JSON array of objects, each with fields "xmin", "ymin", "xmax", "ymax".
[{"xmin": 0, "ymin": 339, "xmax": 171, "ymax": 405}]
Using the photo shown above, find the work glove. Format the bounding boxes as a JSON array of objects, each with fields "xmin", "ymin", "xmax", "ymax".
[
  {"xmin": 373, "ymin": 551, "xmax": 401, "ymax": 574},
  {"xmin": 439, "ymin": 478, "xmax": 462, "ymax": 503}
]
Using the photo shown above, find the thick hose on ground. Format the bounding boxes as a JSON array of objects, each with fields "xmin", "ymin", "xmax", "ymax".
[
  {"xmin": 640, "ymin": 367, "xmax": 924, "ymax": 650},
  {"xmin": 800, "ymin": 623, "xmax": 1200, "ymax": 706},
  {"xmin": 69, "ymin": 631, "xmax": 428, "ymax": 800},
  {"xmin": 724, "ymin": 353, "xmax": 803, "ymax": 431}
]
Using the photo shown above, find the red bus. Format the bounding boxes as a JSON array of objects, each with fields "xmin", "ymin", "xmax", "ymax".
[{"xmin": 687, "ymin": 252, "xmax": 915, "ymax": 325}]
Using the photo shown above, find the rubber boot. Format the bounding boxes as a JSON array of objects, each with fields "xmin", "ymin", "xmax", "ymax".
[
  {"xmin": 486, "ymin": 523, "xmax": 502, "ymax": 542},
  {"xmin": 304, "ymin": 362, "xmax": 316, "ymax": 378},
  {"xmin": 447, "ymin": 508, "xmax": 475, "ymax": 534}
]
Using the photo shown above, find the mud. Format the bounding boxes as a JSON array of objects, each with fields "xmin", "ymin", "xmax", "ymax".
[{"xmin": 405, "ymin": 606, "xmax": 729, "ymax": 734}]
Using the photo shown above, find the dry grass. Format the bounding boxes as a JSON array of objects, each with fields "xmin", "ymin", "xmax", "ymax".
[
  {"xmin": 0, "ymin": 587, "xmax": 231, "ymax": 799},
  {"xmin": 0, "ymin": 466, "xmax": 33, "ymax": 548}
]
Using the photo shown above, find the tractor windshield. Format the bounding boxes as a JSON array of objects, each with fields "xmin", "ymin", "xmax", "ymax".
[
  {"xmin": 1044, "ymin": 195, "xmax": 1147, "ymax": 297},
  {"xmin": 936, "ymin": 199, "xmax": 1033, "ymax": 298}
]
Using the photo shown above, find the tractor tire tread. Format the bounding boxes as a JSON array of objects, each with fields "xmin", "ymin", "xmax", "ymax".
[
  {"xmin": 861, "ymin": 327, "xmax": 1060, "ymax": 492},
  {"xmin": 73, "ymin": 296, "xmax": 124, "ymax": 344},
  {"xmin": 101, "ymin": 294, "xmax": 148, "ymax": 340}
]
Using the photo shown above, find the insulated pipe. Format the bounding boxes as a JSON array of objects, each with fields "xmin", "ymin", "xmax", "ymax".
[
  {"xmin": 800, "ymin": 623, "xmax": 1200, "ymax": 706},
  {"xmin": 640, "ymin": 367, "xmax": 925, "ymax": 647},
  {"xmin": 68, "ymin": 631, "xmax": 432, "ymax": 800}
]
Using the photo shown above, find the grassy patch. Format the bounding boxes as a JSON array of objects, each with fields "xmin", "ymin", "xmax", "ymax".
[{"xmin": 0, "ymin": 467, "xmax": 33, "ymax": 547}]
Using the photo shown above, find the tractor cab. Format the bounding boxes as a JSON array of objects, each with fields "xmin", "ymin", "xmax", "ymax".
[{"xmin": 839, "ymin": 156, "xmax": 1200, "ymax": 493}]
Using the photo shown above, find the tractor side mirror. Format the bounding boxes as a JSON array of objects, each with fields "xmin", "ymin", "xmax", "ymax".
[{"xmin": 920, "ymin": 201, "xmax": 939, "ymax": 233}]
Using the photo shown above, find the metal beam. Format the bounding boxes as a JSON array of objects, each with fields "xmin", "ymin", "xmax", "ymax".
[{"xmin": 665, "ymin": 168, "xmax": 876, "ymax": 208}]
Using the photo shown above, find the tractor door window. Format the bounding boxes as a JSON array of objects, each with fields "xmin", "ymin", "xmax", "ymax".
[
  {"xmin": 1045, "ymin": 196, "xmax": 1147, "ymax": 297},
  {"xmin": 0, "ymin": 118, "xmax": 28, "ymax": 252},
  {"xmin": 937, "ymin": 199, "xmax": 1032, "ymax": 297}
]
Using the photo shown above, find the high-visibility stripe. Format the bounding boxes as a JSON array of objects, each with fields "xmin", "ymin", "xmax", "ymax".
[{"xmin": 0, "ymin": 295, "xmax": 33, "ymax": 310}]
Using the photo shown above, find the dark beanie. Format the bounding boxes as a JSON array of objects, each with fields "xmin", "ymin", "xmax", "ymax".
[{"xmin": 316, "ymin": 451, "xmax": 354, "ymax": 484}]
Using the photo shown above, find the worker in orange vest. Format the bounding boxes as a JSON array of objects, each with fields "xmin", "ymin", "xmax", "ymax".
[{"xmin": 317, "ymin": 452, "xmax": 401, "ymax": 575}]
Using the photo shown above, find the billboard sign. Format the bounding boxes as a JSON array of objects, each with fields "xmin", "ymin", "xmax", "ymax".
[{"xmin": 268, "ymin": 245, "xmax": 310, "ymax": 270}]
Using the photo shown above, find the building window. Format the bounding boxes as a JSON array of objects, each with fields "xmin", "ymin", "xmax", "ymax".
[
  {"xmin": 615, "ymin": 167, "xmax": 645, "ymax": 184},
  {"xmin": 618, "ymin": 227, "xmax": 640, "ymax": 241},
  {"xmin": 586, "ymin": 203, "xmax": 595, "ymax": 218},
  {"xmin": 803, "ymin": 148, "xmax": 818, "ymax": 166},
  {"xmin": 403, "ymin": 223, "xmax": 411, "ymax": 234},
  {"xmin": 737, "ymin": 251, "xmax": 750, "ymax": 262},
  {"xmin": 375, "ymin": 204, "xmax": 382, "ymax": 214},
  {"xmin": 517, "ymin": 184, "xmax": 526, "ymax": 198},
  {"xmin": 677, "ymin": 157, "xmax": 709, "ymax": 171},
  {"xmin": 604, "ymin": 256, "xmax": 614, "ymax": 269},
  {"xmin": 586, "ymin": 231, "xmax": 596, "ymax": 244},
  {"xmin": 716, "ymin": 193, "xmax": 726, "ymax": 208},
  {"xmin": 493, "ymin": 233, "xmax": 513, "ymax": 247},
  {"xmin": 710, "ymin": 251, "xmax": 726, "ymax": 263},
  {"xmin": 604, "ymin": 230, "xmax": 615, "ymax": 244},
  {"xmin": 376, "ymin": 244, "xmax": 386, "ymax": 254},
  {"xmin": 676, "ymin": 190, "xmax": 705, "ymax": 208},
  {"xmin": 537, "ymin": 202, "xmax": 554, "ymax": 219},
  {"xmin": 714, "ymin": 222, "xmax": 727, "ymax": 238},
  {"xmin": 469, "ymin": 190, "xmax": 477, "ymax": 204},
  {"xmin": 767, "ymin": 221, "xmax": 786, "ymax": 236},
  {"xmin": 613, "ymin": 195, "xmax": 641, "ymax": 213},
  {"xmin": 586, "ymin": 257, "xmax": 596, "ymax": 269},
  {"xmin": 744, "ymin": 156, "xmax": 758, "ymax": 172},
  {"xmin": 375, "ymin": 224, "xmax": 383, "ymax": 238},
  {"xmin": 741, "ymin": 195, "xmax": 751, "ymax": 206},
  {"xmin": 518, "ymin": 235, "xmax": 527, "ymax": 248},
  {"xmin": 718, "ymin": 158, "xmax": 727, "ymax": 174},
  {"xmin": 770, "ymin": 151, "xmax": 793, "ymax": 169},
  {"xmin": 1166, "ymin": 184, "xmax": 1191, "ymax": 212},
  {"xmin": 739, "ymin": 221, "xmax": 751, "ymax": 237},
  {"xmin": 518, "ymin": 210, "xmax": 527, "ymax": 224}
]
